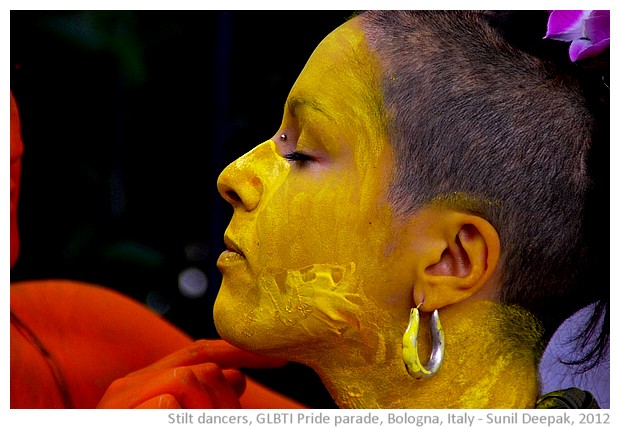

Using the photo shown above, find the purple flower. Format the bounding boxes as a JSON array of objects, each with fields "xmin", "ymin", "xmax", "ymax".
[{"xmin": 545, "ymin": 10, "xmax": 610, "ymax": 62}]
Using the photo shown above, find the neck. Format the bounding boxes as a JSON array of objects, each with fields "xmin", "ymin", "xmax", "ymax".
[{"xmin": 309, "ymin": 301, "xmax": 543, "ymax": 408}]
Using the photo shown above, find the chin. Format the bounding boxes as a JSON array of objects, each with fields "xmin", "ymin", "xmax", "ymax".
[
  {"xmin": 213, "ymin": 284, "xmax": 275, "ymax": 352},
  {"xmin": 213, "ymin": 287, "xmax": 307, "ymax": 357}
]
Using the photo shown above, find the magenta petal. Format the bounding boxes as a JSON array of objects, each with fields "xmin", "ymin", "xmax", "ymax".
[
  {"xmin": 569, "ymin": 39, "xmax": 592, "ymax": 61},
  {"xmin": 569, "ymin": 37, "xmax": 610, "ymax": 61},
  {"xmin": 590, "ymin": 10, "xmax": 611, "ymax": 20},
  {"xmin": 545, "ymin": 10, "xmax": 591, "ymax": 41},
  {"xmin": 584, "ymin": 11, "xmax": 610, "ymax": 44}
]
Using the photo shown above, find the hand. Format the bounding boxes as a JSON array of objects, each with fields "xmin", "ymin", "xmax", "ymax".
[{"xmin": 97, "ymin": 339, "xmax": 287, "ymax": 409}]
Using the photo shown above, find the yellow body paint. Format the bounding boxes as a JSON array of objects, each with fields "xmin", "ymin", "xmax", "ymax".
[
  {"xmin": 214, "ymin": 18, "xmax": 404, "ymax": 355},
  {"xmin": 215, "ymin": 17, "xmax": 543, "ymax": 408},
  {"xmin": 257, "ymin": 264, "xmax": 360, "ymax": 335}
]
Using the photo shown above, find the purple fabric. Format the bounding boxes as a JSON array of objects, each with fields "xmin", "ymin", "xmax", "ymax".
[{"xmin": 539, "ymin": 304, "xmax": 610, "ymax": 408}]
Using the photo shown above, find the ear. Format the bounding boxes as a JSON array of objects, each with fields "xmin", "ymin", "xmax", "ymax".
[{"xmin": 407, "ymin": 207, "xmax": 500, "ymax": 311}]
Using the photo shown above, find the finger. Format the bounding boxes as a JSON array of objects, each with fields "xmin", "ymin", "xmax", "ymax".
[
  {"xmin": 136, "ymin": 394, "xmax": 181, "ymax": 409},
  {"xmin": 98, "ymin": 367, "xmax": 216, "ymax": 409},
  {"xmin": 184, "ymin": 363, "xmax": 241, "ymax": 409},
  {"xmin": 194, "ymin": 339, "xmax": 289, "ymax": 369},
  {"xmin": 132, "ymin": 340, "xmax": 287, "ymax": 374},
  {"xmin": 222, "ymin": 369, "xmax": 246, "ymax": 397}
]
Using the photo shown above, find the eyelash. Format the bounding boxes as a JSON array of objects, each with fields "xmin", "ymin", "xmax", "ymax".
[{"xmin": 283, "ymin": 151, "xmax": 313, "ymax": 164}]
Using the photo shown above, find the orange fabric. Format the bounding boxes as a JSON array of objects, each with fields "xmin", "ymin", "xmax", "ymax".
[{"xmin": 10, "ymin": 280, "xmax": 305, "ymax": 408}]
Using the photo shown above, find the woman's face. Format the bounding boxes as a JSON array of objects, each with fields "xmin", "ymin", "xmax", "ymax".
[{"xmin": 214, "ymin": 18, "xmax": 415, "ymax": 356}]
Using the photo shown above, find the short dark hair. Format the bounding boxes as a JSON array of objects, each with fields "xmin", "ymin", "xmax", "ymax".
[{"xmin": 361, "ymin": 10, "xmax": 608, "ymax": 366}]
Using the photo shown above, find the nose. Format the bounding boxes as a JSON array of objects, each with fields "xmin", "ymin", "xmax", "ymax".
[{"xmin": 217, "ymin": 147, "xmax": 265, "ymax": 212}]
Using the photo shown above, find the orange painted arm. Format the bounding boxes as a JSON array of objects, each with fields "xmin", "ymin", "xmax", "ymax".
[{"xmin": 97, "ymin": 339, "xmax": 305, "ymax": 409}]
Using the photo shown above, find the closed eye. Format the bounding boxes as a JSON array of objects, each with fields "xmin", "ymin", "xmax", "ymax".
[{"xmin": 283, "ymin": 151, "xmax": 314, "ymax": 164}]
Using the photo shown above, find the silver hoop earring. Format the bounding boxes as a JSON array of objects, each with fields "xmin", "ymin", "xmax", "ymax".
[{"xmin": 402, "ymin": 306, "xmax": 445, "ymax": 378}]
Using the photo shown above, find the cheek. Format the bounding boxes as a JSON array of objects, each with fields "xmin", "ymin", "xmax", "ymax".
[
  {"xmin": 254, "ymin": 178, "xmax": 351, "ymax": 267},
  {"xmin": 255, "ymin": 169, "xmax": 395, "ymax": 271}
]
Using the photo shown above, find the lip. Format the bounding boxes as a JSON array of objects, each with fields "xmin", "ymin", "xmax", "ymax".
[
  {"xmin": 224, "ymin": 235, "xmax": 245, "ymax": 256},
  {"xmin": 217, "ymin": 235, "xmax": 247, "ymax": 268}
]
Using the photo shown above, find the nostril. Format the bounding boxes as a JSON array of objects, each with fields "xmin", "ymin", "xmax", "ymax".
[
  {"xmin": 224, "ymin": 189, "xmax": 242, "ymax": 205},
  {"xmin": 217, "ymin": 167, "xmax": 263, "ymax": 211}
]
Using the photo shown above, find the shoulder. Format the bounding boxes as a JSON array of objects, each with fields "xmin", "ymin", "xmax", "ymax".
[{"xmin": 11, "ymin": 279, "xmax": 192, "ymax": 407}]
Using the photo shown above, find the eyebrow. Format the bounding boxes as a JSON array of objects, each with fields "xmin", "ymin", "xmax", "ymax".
[{"xmin": 286, "ymin": 96, "xmax": 335, "ymax": 122}]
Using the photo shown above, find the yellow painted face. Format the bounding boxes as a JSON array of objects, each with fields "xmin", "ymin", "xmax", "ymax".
[{"xmin": 214, "ymin": 19, "xmax": 415, "ymax": 356}]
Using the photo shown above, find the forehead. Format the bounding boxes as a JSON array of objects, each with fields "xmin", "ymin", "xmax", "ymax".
[{"xmin": 286, "ymin": 18, "xmax": 383, "ymax": 124}]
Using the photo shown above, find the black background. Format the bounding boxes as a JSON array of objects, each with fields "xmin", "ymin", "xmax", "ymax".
[{"xmin": 10, "ymin": 10, "xmax": 357, "ymax": 408}]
